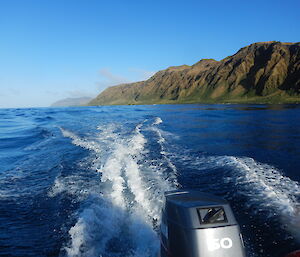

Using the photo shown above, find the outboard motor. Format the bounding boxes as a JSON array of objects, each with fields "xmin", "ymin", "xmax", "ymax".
[{"xmin": 160, "ymin": 189, "xmax": 246, "ymax": 257}]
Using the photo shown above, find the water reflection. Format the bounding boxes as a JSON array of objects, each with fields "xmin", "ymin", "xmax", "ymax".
[{"xmin": 158, "ymin": 103, "xmax": 300, "ymax": 112}]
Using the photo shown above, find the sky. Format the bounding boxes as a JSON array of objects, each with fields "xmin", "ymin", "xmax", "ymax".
[{"xmin": 0, "ymin": 0, "xmax": 299, "ymax": 108}]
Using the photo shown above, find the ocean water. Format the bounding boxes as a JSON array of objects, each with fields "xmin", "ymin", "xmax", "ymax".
[{"xmin": 0, "ymin": 104, "xmax": 300, "ymax": 257}]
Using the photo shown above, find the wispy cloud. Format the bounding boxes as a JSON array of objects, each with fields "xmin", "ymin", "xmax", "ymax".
[
  {"xmin": 128, "ymin": 68, "xmax": 156, "ymax": 80},
  {"xmin": 96, "ymin": 68, "xmax": 131, "ymax": 92},
  {"xmin": 99, "ymin": 68, "xmax": 130, "ymax": 85},
  {"xmin": 45, "ymin": 89, "xmax": 96, "ymax": 101},
  {"xmin": 95, "ymin": 67, "xmax": 156, "ymax": 93},
  {"xmin": 65, "ymin": 89, "xmax": 96, "ymax": 98}
]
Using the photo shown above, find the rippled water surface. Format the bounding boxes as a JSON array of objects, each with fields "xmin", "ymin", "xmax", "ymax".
[{"xmin": 0, "ymin": 104, "xmax": 300, "ymax": 257}]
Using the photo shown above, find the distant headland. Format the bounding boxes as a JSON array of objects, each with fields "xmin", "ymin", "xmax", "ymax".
[
  {"xmin": 88, "ymin": 41, "xmax": 300, "ymax": 105},
  {"xmin": 51, "ymin": 97, "xmax": 92, "ymax": 107}
]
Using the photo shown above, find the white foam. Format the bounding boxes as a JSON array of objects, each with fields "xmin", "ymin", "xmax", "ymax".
[
  {"xmin": 60, "ymin": 127, "xmax": 102, "ymax": 154},
  {"xmin": 182, "ymin": 154, "xmax": 300, "ymax": 240},
  {"xmin": 220, "ymin": 157, "xmax": 300, "ymax": 216},
  {"xmin": 48, "ymin": 175, "xmax": 100, "ymax": 200},
  {"xmin": 61, "ymin": 121, "xmax": 177, "ymax": 257},
  {"xmin": 225, "ymin": 157, "xmax": 300, "ymax": 240},
  {"xmin": 123, "ymin": 123, "xmax": 166, "ymax": 233},
  {"xmin": 152, "ymin": 117, "xmax": 163, "ymax": 125},
  {"xmin": 127, "ymin": 211, "xmax": 159, "ymax": 257},
  {"xmin": 97, "ymin": 142, "xmax": 126, "ymax": 209},
  {"xmin": 151, "ymin": 118, "xmax": 178, "ymax": 186},
  {"xmin": 65, "ymin": 197, "xmax": 126, "ymax": 257},
  {"xmin": 48, "ymin": 176, "xmax": 66, "ymax": 197}
]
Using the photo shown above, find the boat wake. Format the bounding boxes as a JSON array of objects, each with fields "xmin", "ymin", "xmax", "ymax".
[
  {"xmin": 49, "ymin": 117, "xmax": 300, "ymax": 257},
  {"xmin": 178, "ymin": 153, "xmax": 300, "ymax": 243},
  {"xmin": 50, "ymin": 118, "xmax": 177, "ymax": 257}
]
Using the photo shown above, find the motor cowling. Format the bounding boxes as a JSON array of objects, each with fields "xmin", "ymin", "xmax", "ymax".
[
  {"xmin": 285, "ymin": 250, "xmax": 300, "ymax": 257},
  {"xmin": 160, "ymin": 190, "xmax": 246, "ymax": 257}
]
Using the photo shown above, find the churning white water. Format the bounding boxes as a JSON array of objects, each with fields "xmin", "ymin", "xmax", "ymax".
[{"xmin": 53, "ymin": 118, "xmax": 177, "ymax": 257}]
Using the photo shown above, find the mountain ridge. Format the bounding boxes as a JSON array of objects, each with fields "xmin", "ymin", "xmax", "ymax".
[
  {"xmin": 89, "ymin": 41, "xmax": 300, "ymax": 105},
  {"xmin": 51, "ymin": 97, "xmax": 93, "ymax": 107}
]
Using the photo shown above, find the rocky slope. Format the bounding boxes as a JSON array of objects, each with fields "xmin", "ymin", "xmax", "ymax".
[{"xmin": 89, "ymin": 42, "xmax": 300, "ymax": 105}]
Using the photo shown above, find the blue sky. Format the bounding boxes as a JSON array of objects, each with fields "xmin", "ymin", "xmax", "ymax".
[{"xmin": 0, "ymin": 0, "xmax": 299, "ymax": 108}]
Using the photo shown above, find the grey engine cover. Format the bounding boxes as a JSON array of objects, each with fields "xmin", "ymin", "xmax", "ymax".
[{"xmin": 160, "ymin": 190, "xmax": 246, "ymax": 257}]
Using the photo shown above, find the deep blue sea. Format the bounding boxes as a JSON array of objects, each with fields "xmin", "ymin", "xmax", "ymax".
[{"xmin": 0, "ymin": 104, "xmax": 300, "ymax": 257}]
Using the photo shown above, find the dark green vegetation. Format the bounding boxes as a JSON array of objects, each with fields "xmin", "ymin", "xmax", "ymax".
[{"xmin": 89, "ymin": 42, "xmax": 300, "ymax": 105}]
